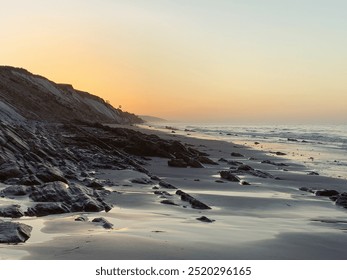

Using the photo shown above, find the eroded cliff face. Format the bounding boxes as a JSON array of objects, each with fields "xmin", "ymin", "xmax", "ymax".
[{"xmin": 0, "ymin": 66, "xmax": 143, "ymax": 124}]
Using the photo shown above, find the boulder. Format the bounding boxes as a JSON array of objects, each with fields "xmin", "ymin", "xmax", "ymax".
[
  {"xmin": 168, "ymin": 158, "xmax": 188, "ymax": 168},
  {"xmin": 188, "ymin": 159, "xmax": 204, "ymax": 168},
  {"xmin": 196, "ymin": 216, "xmax": 215, "ymax": 223},
  {"xmin": 92, "ymin": 217, "xmax": 113, "ymax": 229},
  {"xmin": 0, "ymin": 205, "xmax": 24, "ymax": 218},
  {"xmin": 315, "ymin": 189, "xmax": 339, "ymax": 197},
  {"xmin": 0, "ymin": 221, "xmax": 32, "ymax": 243},
  {"xmin": 0, "ymin": 185, "xmax": 30, "ymax": 197},
  {"xmin": 176, "ymin": 190, "xmax": 211, "ymax": 210},
  {"xmin": 231, "ymin": 152, "xmax": 244, "ymax": 157},
  {"xmin": 26, "ymin": 202, "xmax": 71, "ymax": 217},
  {"xmin": 219, "ymin": 171, "xmax": 240, "ymax": 182},
  {"xmin": 336, "ymin": 193, "xmax": 347, "ymax": 208}
]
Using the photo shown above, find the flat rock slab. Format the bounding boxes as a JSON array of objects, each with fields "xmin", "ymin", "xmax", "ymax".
[{"xmin": 0, "ymin": 221, "xmax": 32, "ymax": 243}]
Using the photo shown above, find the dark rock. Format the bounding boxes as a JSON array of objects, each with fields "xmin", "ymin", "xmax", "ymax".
[
  {"xmin": 240, "ymin": 180, "xmax": 251, "ymax": 185},
  {"xmin": 237, "ymin": 164, "xmax": 254, "ymax": 171},
  {"xmin": 194, "ymin": 179, "xmax": 200, "ymax": 181},
  {"xmin": 168, "ymin": 158, "xmax": 188, "ymax": 168},
  {"xmin": 26, "ymin": 202, "xmax": 71, "ymax": 217},
  {"xmin": 227, "ymin": 160, "xmax": 243, "ymax": 166},
  {"xmin": 92, "ymin": 217, "xmax": 113, "ymax": 229},
  {"xmin": 254, "ymin": 142, "xmax": 260, "ymax": 145},
  {"xmin": 0, "ymin": 164, "xmax": 23, "ymax": 181},
  {"xmin": 28, "ymin": 181, "xmax": 112, "ymax": 215},
  {"xmin": 159, "ymin": 181, "xmax": 177, "ymax": 189},
  {"xmin": 0, "ymin": 205, "xmax": 24, "ymax": 218},
  {"xmin": 218, "ymin": 158, "xmax": 228, "ymax": 162},
  {"xmin": 154, "ymin": 191, "xmax": 172, "ymax": 196},
  {"xmin": 231, "ymin": 152, "xmax": 244, "ymax": 157},
  {"xmin": 196, "ymin": 216, "xmax": 215, "ymax": 223},
  {"xmin": 36, "ymin": 169, "xmax": 68, "ymax": 184},
  {"xmin": 299, "ymin": 187, "xmax": 314, "ymax": 193},
  {"xmin": 75, "ymin": 216, "xmax": 88, "ymax": 222},
  {"xmin": 131, "ymin": 178, "xmax": 153, "ymax": 184},
  {"xmin": 150, "ymin": 175, "xmax": 160, "ymax": 181},
  {"xmin": 315, "ymin": 189, "xmax": 340, "ymax": 197},
  {"xmin": 0, "ymin": 185, "xmax": 30, "ymax": 197},
  {"xmin": 188, "ymin": 159, "xmax": 204, "ymax": 168},
  {"xmin": 335, "ymin": 193, "xmax": 347, "ymax": 208},
  {"xmin": 275, "ymin": 152, "xmax": 287, "ymax": 156},
  {"xmin": 287, "ymin": 138, "xmax": 298, "ymax": 142},
  {"xmin": 160, "ymin": 200, "xmax": 178, "ymax": 206},
  {"xmin": 215, "ymin": 180, "xmax": 225, "ymax": 183},
  {"xmin": 87, "ymin": 181, "xmax": 105, "ymax": 190},
  {"xmin": 261, "ymin": 160, "xmax": 288, "ymax": 167},
  {"xmin": 0, "ymin": 222, "xmax": 32, "ymax": 243},
  {"xmin": 197, "ymin": 156, "xmax": 218, "ymax": 165},
  {"xmin": 308, "ymin": 171, "xmax": 319, "ymax": 176},
  {"xmin": 219, "ymin": 171, "xmax": 240, "ymax": 182},
  {"xmin": 176, "ymin": 190, "xmax": 211, "ymax": 210}
]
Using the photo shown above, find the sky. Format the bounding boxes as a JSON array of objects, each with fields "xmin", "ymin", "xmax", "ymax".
[{"xmin": 1, "ymin": 0, "xmax": 346, "ymax": 124}]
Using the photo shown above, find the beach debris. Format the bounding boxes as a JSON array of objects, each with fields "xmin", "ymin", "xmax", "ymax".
[
  {"xmin": 197, "ymin": 216, "xmax": 215, "ymax": 223},
  {"xmin": 219, "ymin": 170, "xmax": 241, "ymax": 182},
  {"xmin": 176, "ymin": 190, "xmax": 211, "ymax": 210},
  {"xmin": 0, "ymin": 221, "xmax": 32, "ymax": 243},
  {"xmin": 92, "ymin": 217, "xmax": 113, "ymax": 229},
  {"xmin": 0, "ymin": 205, "xmax": 24, "ymax": 218},
  {"xmin": 231, "ymin": 152, "xmax": 244, "ymax": 157}
]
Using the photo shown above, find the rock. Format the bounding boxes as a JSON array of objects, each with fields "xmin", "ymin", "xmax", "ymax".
[
  {"xmin": 194, "ymin": 179, "xmax": 200, "ymax": 181},
  {"xmin": 299, "ymin": 187, "xmax": 314, "ymax": 193},
  {"xmin": 26, "ymin": 202, "xmax": 71, "ymax": 217},
  {"xmin": 335, "ymin": 193, "xmax": 347, "ymax": 208},
  {"xmin": 27, "ymin": 181, "xmax": 112, "ymax": 215},
  {"xmin": 197, "ymin": 156, "xmax": 218, "ymax": 165},
  {"xmin": 287, "ymin": 138, "xmax": 298, "ymax": 142},
  {"xmin": 160, "ymin": 200, "xmax": 178, "ymax": 206},
  {"xmin": 215, "ymin": 180, "xmax": 225, "ymax": 183},
  {"xmin": 131, "ymin": 178, "xmax": 153, "ymax": 184},
  {"xmin": 0, "ymin": 185, "xmax": 30, "ymax": 197},
  {"xmin": 75, "ymin": 216, "xmax": 88, "ymax": 222},
  {"xmin": 150, "ymin": 175, "xmax": 160, "ymax": 181},
  {"xmin": 218, "ymin": 158, "xmax": 228, "ymax": 162},
  {"xmin": 219, "ymin": 171, "xmax": 240, "ymax": 182},
  {"xmin": 159, "ymin": 181, "xmax": 177, "ymax": 189},
  {"xmin": 254, "ymin": 142, "xmax": 260, "ymax": 145},
  {"xmin": 154, "ymin": 190, "xmax": 172, "ymax": 196},
  {"xmin": 237, "ymin": 164, "xmax": 254, "ymax": 171},
  {"xmin": 0, "ymin": 163, "xmax": 23, "ymax": 181},
  {"xmin": 188, "ymin": 159, "xmax": 204, "ymax": 168},
  {"xmin": 315, "ymin": 189, "xmax": 340, "ymax": 197},
  {"xmin": 275, "ymin": 152, "xmax": 287, "ymax": 156},
  {"xmin": 36, "ymin": 169, "xmax": 68, "ymax": 184},
  {"xmin": 231, "ymin": 152, "xmax": 244, "ymax": 157},
  {"xmin": 240, "ymin": 180, "xmax": 251, "ymax": 185},
  {"xmin": 168, "ymin": 158, "xmax": 188, "ymax": 168},
  {"xmin": 92, "ymin": 217, "xmax": 113, "ymax": 229},
  {"xmin": 308, "ymin": 171, "xmax": 319, "ymax": 176},
  {"xmin": 196, "ymin": 216, "xmax": 215, "ymax": 223},
  {"xmin": 87, "ymin": 181, "xmax": 105, "ymax": 190},
  {"xmin": 0, "ymin": 222, "xmax": 32, "ymax": 243},
  {"xmin": 227, "ymin": 160, "xmax": 243, "ymax": 166},
  {"xmin": 0, "ymin": 205, "xmax": 24, "ymax": 218},
  {"xmin": 176, "ymin": 190, "xmax": 211, "ymax": 210},
  {"xmin": 261, "ymin": 160, "xmax": 288, "ymax": 167}
]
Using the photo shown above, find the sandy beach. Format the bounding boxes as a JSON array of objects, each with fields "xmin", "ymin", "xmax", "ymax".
[{"xmin": 2, "ymin": 125, "xmax": 347, "ymax": 260}]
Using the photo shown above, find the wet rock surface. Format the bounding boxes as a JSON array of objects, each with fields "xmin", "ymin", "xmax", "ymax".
[
  {"xmin": 0, "ymin": 205, "xmax": 24, "ymax": 218},
  {"xmin": 196, "ymin": 216, "xmax": 215, "ymax": 223},
  {"xmin": 176, "ymin": 190, "xmax": 211, "ymax": 210},
  {"xmin": 0, "ymin": 221, "xmax": 32, "ymax": 243},
  {"xmin": 92, "ymin": 217, "xmax": 114, "ymax": 229}
]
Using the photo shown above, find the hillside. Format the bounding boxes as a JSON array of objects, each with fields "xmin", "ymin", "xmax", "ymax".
[{"xmin": 0, "ymin": 66, "xmax": 142, "ymax": 124}]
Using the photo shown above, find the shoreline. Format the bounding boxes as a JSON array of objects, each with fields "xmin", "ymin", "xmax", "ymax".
[{"xmin": 3, "ymin": 124, "xmax": 347, "ymax": 260}]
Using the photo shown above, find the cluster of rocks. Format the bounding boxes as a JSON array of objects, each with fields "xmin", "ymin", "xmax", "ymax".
[{"xmin": 299, "ymin": 187, "xmax": 347, "ymax": 209}]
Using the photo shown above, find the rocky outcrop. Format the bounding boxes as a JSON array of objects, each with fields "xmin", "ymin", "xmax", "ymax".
[
  {"xmin": 219, "ymin": 171, "xmax": 240, "ymax": 182},
  {"xmin": 176, "ymin": 190, "xmax": 211, "ymax": 210},
  {"xmin": 0, "ymin": 205, "xmax": 24, "ymax": 218},
  {"xmin": 0, "ymin": 221, "xmax": 32, "ymax": 243}
]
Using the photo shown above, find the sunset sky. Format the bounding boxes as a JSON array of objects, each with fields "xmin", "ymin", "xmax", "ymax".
[{"xmin": 1, "ymin": 0, "xmax": 346, "ymax": 123}]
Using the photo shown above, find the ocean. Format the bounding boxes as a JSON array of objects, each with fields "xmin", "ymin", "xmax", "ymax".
[{"xmin": 143, "ymin": 123, "xmax": 347, "ymax": 180}]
